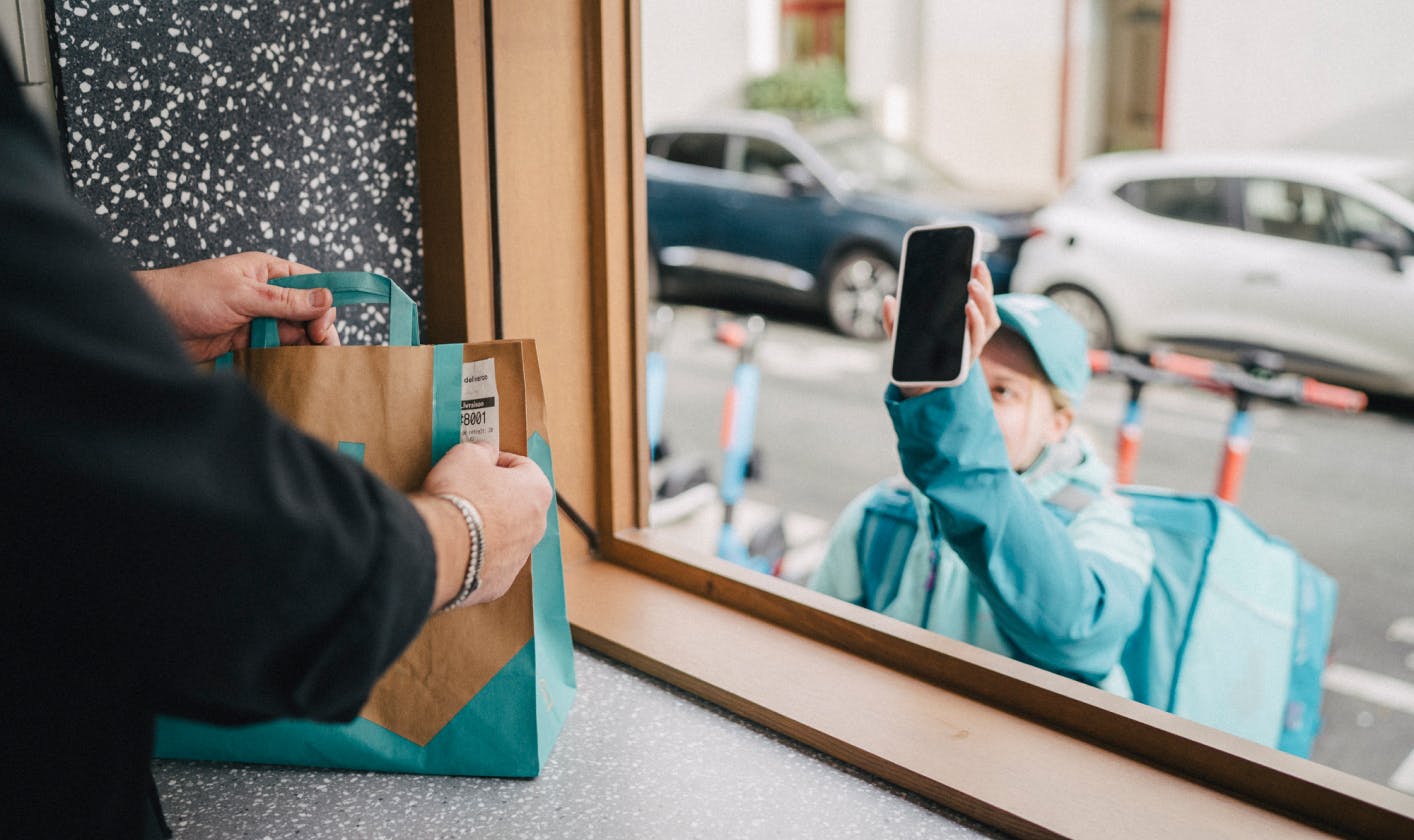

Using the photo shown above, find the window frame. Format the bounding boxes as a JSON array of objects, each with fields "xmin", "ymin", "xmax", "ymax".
[
  {"xmin": 1115, "ymin": 175, "xmax": 1243, "ymax": 229},
  {"xmin": 577, "ymin": 535, "xmax": 1412, "ymax": 837},
  {"xmin": 413, "ymin": 2, "xmax": 1414, "ymax": 836}
]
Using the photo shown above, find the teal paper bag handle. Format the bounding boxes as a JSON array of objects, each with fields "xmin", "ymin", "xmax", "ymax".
[{"xmin": 251, "ymin": 272, "xmax": 419, "ymax": 347}]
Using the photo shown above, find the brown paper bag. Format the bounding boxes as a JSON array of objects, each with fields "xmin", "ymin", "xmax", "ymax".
[{"xmin": 155, "ymin": 274, "xmax": 575, "ymax": 775}]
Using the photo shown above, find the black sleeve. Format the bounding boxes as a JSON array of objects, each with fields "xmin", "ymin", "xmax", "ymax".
[{"xmin": 0, "ymin": 66, "xmax": 435, "ymax": 725}]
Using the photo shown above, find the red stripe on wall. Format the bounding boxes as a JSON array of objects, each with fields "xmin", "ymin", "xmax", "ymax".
[
  {"xmin": 782, "ymin": 1, "xmax": 845, "ymax": 12},
  {"xmin": 1156, "ymin": 0, "xmax": 1172, "ymax": 148},
  {"xmin": 1058, "ymin": 0, "xmax": 1074, "ymax": 182}
]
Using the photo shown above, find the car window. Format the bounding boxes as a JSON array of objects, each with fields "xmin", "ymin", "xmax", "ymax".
[
  {"xmin": 663, "ymin": 133, "xmax": 728, "ymax": 169},
  {"xmin": 646, "ymin": 133, "xmax": 673, "ymax": 158},
  {"xmin": 807, "ymin": 129, "xmax": 956, "ymax": 194},
  {"xmin": 1241, "ymin": 178, "xmax": 1338, "ymax": 245},
  {"xmin": 1328, "ymin": 191, "xmax": 1414, "ymax": 253},
  {"xmin": 739, "ymin": 136, "xmax": 801, "ymax": 179},
  {"xmin": 1116, "ymin": 177, "xmax": 1235, "ymax": 227}
]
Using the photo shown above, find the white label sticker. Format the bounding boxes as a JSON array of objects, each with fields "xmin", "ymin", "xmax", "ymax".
[{"xmin": 460, "ymin": 358, "xmax": 499, "ymax": 445}]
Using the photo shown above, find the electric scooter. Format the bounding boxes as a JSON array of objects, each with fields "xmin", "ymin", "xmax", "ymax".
[
  {"xmin": 646, "ymin": 305, "xmax": 716, "ymax": 525},
  {"xmin": 1089, "ymin": 348, "xmax": 1367, "ymax": 503},
  {"xmin": 713, "ymin": 314, "xmax": 787, "ymax": 574}
]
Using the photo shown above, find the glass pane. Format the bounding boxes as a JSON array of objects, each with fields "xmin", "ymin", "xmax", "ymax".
[
  {"xmin": 805, "ymin": 124, "xmax": 959, "ymax": 194},
  {"xmin": 1331, "ymin": 192, "xmax": 1413, "ymax": 252},
  {"xmin": 740, "ymin": 136, "xmax": 799, "ymax": 178},
  {"xmin": 1243, "ymin": 179, "xmax": 1338, "ymax": 244},
  {"xmin": 1127, "ymin": 177, "xmax": 1231, "ymax": 226},
  {"xmin": 665, "ymin": 133, "xmax": 727, "ymax": 169},
  {"xmin": 646, "ymin": 133, "xmax": 674, "ymax": 158},
  {"xmin": 641, "ymin": 0, "xmax": 1414, "ymax": 798}
]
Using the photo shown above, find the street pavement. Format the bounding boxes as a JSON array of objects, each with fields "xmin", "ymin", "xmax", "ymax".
[{"xmin": 646, "ymin": 303, "xmax": 1414, "ymax": 795}]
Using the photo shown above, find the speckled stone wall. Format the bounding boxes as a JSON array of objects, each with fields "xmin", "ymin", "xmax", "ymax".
[{"xmin": 50, "ymin": 0, "xmax": 424, "ymax": 345}]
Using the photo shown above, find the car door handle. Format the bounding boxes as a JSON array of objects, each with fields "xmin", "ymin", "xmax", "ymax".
[{"xmin": 1244, "ymin": 271, "xmax": 1281, "ymax": 286}]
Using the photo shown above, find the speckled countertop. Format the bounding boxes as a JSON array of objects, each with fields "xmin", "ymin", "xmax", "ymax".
[{"xmin": 154, "ymin": 647, "xmax": 1005, "ymax": 839}]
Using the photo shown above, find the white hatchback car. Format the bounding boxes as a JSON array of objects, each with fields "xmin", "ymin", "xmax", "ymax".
[{"xmin": 1012, "ymin": 151, "xmax": 1414, "ymax": 396}]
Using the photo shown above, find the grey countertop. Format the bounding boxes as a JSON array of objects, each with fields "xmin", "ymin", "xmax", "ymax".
[{"xmin": 154, "ymin": 647, "xmax": 1004, "ymax": 839}]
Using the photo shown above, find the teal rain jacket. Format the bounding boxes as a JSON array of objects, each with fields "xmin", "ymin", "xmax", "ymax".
[{"xmin": 811, "ymin": 367, "xmax": 1154, "ymax": 695}]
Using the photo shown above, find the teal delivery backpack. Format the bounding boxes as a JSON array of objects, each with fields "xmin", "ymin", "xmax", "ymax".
[
  {"xmin": 1115, "ymin": 488, "xmax": 1336, "ymax": 757},
  {"xmin": 857, "ymin": 484, "xmax": 1337, "ymax": 757}
]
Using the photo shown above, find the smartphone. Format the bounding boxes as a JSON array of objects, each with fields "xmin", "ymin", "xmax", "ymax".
[{"xmin": 889, "ymin": 223, "xmax": 978, "ymax": 388}]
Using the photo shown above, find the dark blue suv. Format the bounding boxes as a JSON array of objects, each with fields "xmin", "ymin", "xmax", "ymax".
[{"xmin": 646, "ymin": 112, "xmax": 1032, "ymax": 339}]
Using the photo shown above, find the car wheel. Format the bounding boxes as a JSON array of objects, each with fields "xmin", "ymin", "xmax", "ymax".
[
  {"xmin": 1045, "ymin": 285, "xmax": 1115, "ymax": 350},
  {"xmin": 825, "ymin": 249, "xmax": 897, "ymax": 340}
]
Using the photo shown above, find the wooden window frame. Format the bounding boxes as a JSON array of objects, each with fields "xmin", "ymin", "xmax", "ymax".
[{"xmin": 411, "ymin": 1, "xmax": 1414, "ymax": 836}]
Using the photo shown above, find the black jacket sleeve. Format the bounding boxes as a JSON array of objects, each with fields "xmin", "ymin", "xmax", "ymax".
[{"xmin": 0, "ymin": 64, "xmax": 435, "ymax": 725}]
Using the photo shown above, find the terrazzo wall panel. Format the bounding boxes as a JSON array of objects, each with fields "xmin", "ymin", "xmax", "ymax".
[{"xmin": 50, "ymin": 0, "xmax": 424, "ymax": 344}]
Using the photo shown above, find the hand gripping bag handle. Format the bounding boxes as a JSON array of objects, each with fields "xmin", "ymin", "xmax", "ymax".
[{"xmin": 251, "ymin": 272, "xmax": 419, "ymax": 347}]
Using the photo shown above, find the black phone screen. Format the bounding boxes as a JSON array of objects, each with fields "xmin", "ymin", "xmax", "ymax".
[{"xmin": 891, "ymin": 225, "xmax": 974, "ymax": 384}]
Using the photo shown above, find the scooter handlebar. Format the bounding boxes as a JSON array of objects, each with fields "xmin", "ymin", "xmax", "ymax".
[
  {"xmin": 1090, "ymin": 348, "xmax": 1183, "ymax": 384},
  {"xmin": 1149, "ymin": 349, "xmax": 1218, "ymax": 380},
  {"xmin": 1301, "ymin": 378, "xmax": 1368, "ymax": 412},
  {"xmin": 1087, "ymin": 348, "xmax": 1113, "ymax": 374},
  {"xmin": 714, "ymin": 315, "xmax": 766, "ymax": 355},
  {"xmin": 715, "ymin": 320, "xmax": 748, "ymax": 349},
  {"xmin": 1146, "ymin": 349, "xmax": 1368, "ymax": 410}
]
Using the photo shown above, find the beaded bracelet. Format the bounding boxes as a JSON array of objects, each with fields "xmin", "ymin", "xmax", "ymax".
[{"xmin": 437, "ymin": 493, "xmax": 485, "ymax": 612}]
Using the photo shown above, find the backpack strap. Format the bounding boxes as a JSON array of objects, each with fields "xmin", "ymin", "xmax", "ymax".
[
  {"xmin": 860, "ymin": 478, "xmax": 1102, "ymax": 618},
  {"xmin": 1277, "ymin": 549, "xmax": 1339, "ymax": 757},
  {"xmin": 856, "ymin": 479, "xmax": 921, "ymax": 613}
]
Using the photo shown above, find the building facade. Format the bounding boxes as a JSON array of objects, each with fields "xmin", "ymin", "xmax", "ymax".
[{"xmin": 643, "ymin": 0, "xmax": 1414, "ymax": 196}]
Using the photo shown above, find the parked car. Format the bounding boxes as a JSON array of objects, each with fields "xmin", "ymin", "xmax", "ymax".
[
  {"xmin": 1013, "ymin": 151, "xmax": 1414, "ymax": 396},
  {"xmin": 645, "ymin": 111, "xmax": 1034, "ymax": 340}
]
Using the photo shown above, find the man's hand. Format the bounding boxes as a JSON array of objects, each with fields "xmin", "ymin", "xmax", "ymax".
[
  {"xmin": 883, "ymin": 261, "xmax": 1001, "ymax": 397},
  {"xmin": 418, "ymin": 442, "xmax": 553, "ymax": 609},
  {"xmin": 133, "ymin": 251, "xmax": 339, "ymax": 362}
]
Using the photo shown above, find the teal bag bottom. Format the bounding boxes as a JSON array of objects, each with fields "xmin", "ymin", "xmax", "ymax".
[
  {"xmin": 1120, "ymin": 489, "xmax": 1337, "ymax": 757},
  {"xmin": 155, "ymin": 433, "xmax": 576, "ymax": 776}
]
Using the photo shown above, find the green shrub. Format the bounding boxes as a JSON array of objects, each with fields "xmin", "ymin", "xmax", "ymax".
[{"xmin": 744, "ymin": 58, "xmax": 857, "ymax": 120}]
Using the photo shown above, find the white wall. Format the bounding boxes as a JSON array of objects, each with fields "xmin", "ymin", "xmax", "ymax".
[
  {"xmin": 848, "ymin": 0, "xmax": 1065, "ymax": 195},
  {"xmin": 1165, "ymin": 0, "xmax": 1414, "ymax": 156},
  {"xmin": 846, "ymin": 0, "xmax": 922, "ymax": 140},
  {"xmin": 848, "ymin": 0, "xmax": 1414, "ymax": 189},
  {"xmin": 1074, "ymin": 0, "xmax": 1108, "ymax": 177},
  {"xmin": 918, "ymin": 1, "xmax": 1065, "ymax": 193},
  {"xmin": 641, "ymin": 0, "xmax": 757, "ymax": 131}
]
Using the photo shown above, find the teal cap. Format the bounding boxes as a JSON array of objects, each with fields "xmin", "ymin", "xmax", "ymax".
[{"xmin": 993, "ymin": 294, "xmax": 1090, "ymax": 407}]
